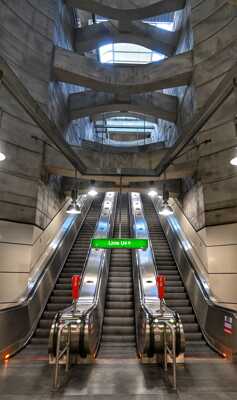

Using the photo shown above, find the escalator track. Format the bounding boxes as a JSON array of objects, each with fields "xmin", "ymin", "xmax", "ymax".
[
  {"xmin": 141, "ymin": 194, "xmax": 217, "ymax": 358},
  {"xmin": 19, "ymin": 194, "xmax": 104, "ymax": 357},
  {"xmin": 98, "ymin": 193, "xmax": 137, "ymax": 359}
]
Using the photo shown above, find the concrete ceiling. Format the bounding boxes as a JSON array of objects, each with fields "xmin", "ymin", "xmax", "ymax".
[
  {"xmin": 69, "ymin": 90, "xmax": 178, "ymax": 123},
  {"xmin": 66, "ymin": 0, "xmax": 186, "ymax": 20},
  {"xmin": 53, "ymin": 47, "xmax": 193, "ymax": 94}
]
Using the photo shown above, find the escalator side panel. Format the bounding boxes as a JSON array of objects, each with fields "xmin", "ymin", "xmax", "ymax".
[
  {"xmin": 141, "ymin": 194, "xmax": 216, "ymax": 358},
  {"xmin": 26, "ymin": 195, "xmax": 104, "ymax": 354}
]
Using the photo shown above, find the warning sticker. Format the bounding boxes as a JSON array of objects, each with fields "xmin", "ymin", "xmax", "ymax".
[{"xmin": 224, "ymin": 316, "xmax": 233, "ymax": 335}]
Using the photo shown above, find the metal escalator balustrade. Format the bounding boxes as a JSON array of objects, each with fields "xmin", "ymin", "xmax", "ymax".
[
  {"xmin": 141, "ymin": 194, "xmax": 216, "ymax": 357},
  {"xmin": 29, "ymin": 194, "xmax": 104, "ymax": 351},
  {"xmin": 98, "ymin": 193, "xmax": 137, "ymax": 359}
]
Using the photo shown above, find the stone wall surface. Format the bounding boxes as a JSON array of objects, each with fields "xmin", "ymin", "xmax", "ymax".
[
  {"xmin": 176, "ymin": 0, "xmax": 237, "ymax": 307},
  {"xmin": 0, "ymin": 0, "xmax": 78, "ymax": 300},
  {"xmin": 182, "ymin": 0, "xmax": 237, "ymax": 229}
]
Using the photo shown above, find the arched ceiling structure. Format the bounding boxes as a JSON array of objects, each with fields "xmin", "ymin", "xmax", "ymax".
[
  {"xmin": 66, "ymin": 0, "xmax": 186, "ymax": 20},
  {"xmin": 54, "ymin": 47, "xmax": 192, "ymax": 94},
  {"xmin": 49, "ymin": 0, "xmax": 197, "ymax": 179},
  {"xmin": 69, "ymin": 90, "xmax": 178, "ymax": 122},
  {"xmin": 75, "ymin": 21, "xmax": 179, "ymax": 56}
]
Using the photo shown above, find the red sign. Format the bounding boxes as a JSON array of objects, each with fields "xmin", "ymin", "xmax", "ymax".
[
  {"xmin": 156, "ymin": 275, "xmax": 166, "ymax": 301},
  {"xmin": 72, "ymin": 275, "xmax": 81, "ymax": 301}
]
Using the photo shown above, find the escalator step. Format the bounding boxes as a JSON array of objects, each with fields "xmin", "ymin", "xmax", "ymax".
[
  {"xmin": 104, "ymin": 309, "xmax": 134, "ymax": 317},
  {"xmin": 103, "ymin": 325, "xmax": 135, "ymax": 335},
  {"xmin": 103, "ymin": 317, "xmax": 134, "ymax": 326},
  {"xmin": 101, "ymin": 334, "xmax": 135, "ymax": 343}
]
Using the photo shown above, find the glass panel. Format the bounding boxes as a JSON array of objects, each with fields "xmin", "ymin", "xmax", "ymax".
[{"xmin": 99, "ymin": 43, "xmax": 164, "ymax": 64}]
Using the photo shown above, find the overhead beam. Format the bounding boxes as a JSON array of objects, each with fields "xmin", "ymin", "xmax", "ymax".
[
  {"xmin": 92, "ymin": 112, "xmax": 157, "ymax": 123},
  {"xmin": 54, "ymin": 47, "xmax": 193, "ymax": 95},
  {"xmin": 155, "ymin": 63, "xmax": 237, "ymax": 176},
  {"xmin": 46, "ymin": 143, "xmax": 196, "ymax": 184},
  {"xmin": 75, "ymin": 21, "xmax": 179, "ymax": 57},
  {"xmin": 66, "ymin": 0, "xmax": 186, "ymax": 21},
  {"xmin": 69, "ymin": 90, "xmax": 178, "ymax": 123}
]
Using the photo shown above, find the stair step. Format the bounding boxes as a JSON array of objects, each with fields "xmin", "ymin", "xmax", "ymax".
[
  {"xmin": 103, "ymin": 326, "xmax": 135, "ymax": 335},
  {"xmin": 102, "ymin": 335, "xmax": 135, "ymax": 343},
  {"xmin": 103, "ymin": 317, "xmax": 134, "ymax": 326}
]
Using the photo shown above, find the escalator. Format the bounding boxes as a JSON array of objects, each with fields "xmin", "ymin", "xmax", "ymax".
[
  {"xmin": 98, "ymin": 193, "xmax": 137, "ymax": 359},
  {"xmin": 20, "ymin": 194, "xmax": 104, "ymax": 357},
  {"xmin": 141, "ymin": 194, "xmax": 216, "ymax": 357}
]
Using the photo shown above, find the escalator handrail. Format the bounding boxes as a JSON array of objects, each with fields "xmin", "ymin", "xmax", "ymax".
[
  {"xmin": 152, "ymin": 196, "xmax": 237, "ymax": 356},
  {"xmin": 153, "ymin": 197, "xmax": 237, "ymax": 317},
  {"xmin": 79, "ymin": 193, "xmax": 118, "ymax": 320},
  {"xmin": 129, "ymin": 193, "xmax": 172, "ymax": 316},
  {"xmin": 0, "ymin": 195, "xmax": 92, "ymax": 314}
]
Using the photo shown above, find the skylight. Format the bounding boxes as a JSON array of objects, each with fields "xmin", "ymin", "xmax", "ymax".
[
  {"xmin": 95, "ymin": 116, "xmax": 156, "ymax": 134},
  {"xmin": 97, "ymin": 18, "xmax": 174, "ymax": 65},
  {"xmin": 99, "ymin": 43, "xmax": 164, "ymax": 64}
]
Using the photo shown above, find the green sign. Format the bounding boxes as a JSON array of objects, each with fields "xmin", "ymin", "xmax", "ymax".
[{"xmin": 91, "ymin": 238, "xmax": 148, "ymax": 250}]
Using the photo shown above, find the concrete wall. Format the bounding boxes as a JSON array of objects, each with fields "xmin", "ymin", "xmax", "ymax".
[
  {"xmin": 159, "ymin": 0, "xmax": 195, "ymax": 147},
  {"xmin": 181, "ymin": 0, "xmax": 237, "ymax": 229},
  {"xmin": 169, "ymin": 198, "xmax": 237, "ymax": 311},
  {"xmin": 0, "ymin": 200, "xmax": 71, "ymax": 307},
  {"xmin": 176, "ymin": 1, "xmax": 237, "ymax": 307},
  {"xmin": 0, "ymin": 0, "xmax": 87, "ymax": 302}
]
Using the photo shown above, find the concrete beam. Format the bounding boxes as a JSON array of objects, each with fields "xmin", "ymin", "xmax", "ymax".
[
  {"xmin": 69, "ymin": 90, "xmax": 178, "ymax": 123},
  {"xmin": 75, "ymin": 21, "xmax": 179, "ymax": 57},
  {"xmin": 92, "ymin": 112, "xmax": 157, "ymax": 123},
  {"xmin": 155, "ymin": 63, "xmax": 237, "ymax": 176},
  {"xmin": 45, "ymin": 143, "xmax": 196, "ymax": 184},
  {"xmin": 54, "ymin": 47, "xmax": 193, "ymax": 95},
  {"xmin": 66, "ymin": 0, "xmax": 186, "ymax": 21},
  {"xmin": 108, "ymin": 132, "xmax": 151, "ymax": 141}
]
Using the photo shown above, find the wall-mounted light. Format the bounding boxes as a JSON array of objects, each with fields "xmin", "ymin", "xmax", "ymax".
[
  {"xmin": 0, "ymin": 152, "xmax": 6, "ymax": 161},
  {"xmin": 230, "ymin": 156, "xmax": 237, "ymax": 166}
]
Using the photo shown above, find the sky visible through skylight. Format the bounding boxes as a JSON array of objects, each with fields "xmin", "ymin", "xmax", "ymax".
[{"xmin": 99, "ymin": 21, "xmax": 175, "ymax": 64}]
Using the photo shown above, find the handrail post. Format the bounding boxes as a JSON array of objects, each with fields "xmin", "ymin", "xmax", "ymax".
[
  {"xmin": 164, "ymin": 323, "xmax": 168, "ymax": 372},
  {"xmin": 163, "ymin": 321, "xmax": 177, "ymax": 390},
  {"xmin": 53, "ymin": 321, "xmax": 72, "ymax": 390}
]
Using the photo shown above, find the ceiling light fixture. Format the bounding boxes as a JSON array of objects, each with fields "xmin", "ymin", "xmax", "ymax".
[
  {"xmin": 66, "ymin": 201, "xmax": 81, "ymax": 214},
  {"xmin": 158, "ymin": 171, "xmax": 174, "ymax": 216},
  {"xmin": 148, "ymin": 189, "xmax": 158, "ymax": 198},
  {"xmin": 88, "ymin": 180, "xmax": 98, "ymax": 197},
  {"xmin": 88, "ymin": 188, "xmax": 98, "ymax": 197},
  {"xmin": 159, "ymin": 201, "xmax": 174, "ymax": 216},
  {"xmin": 66, "ymin": 169, "xmax": 82, "ymax": 214}
]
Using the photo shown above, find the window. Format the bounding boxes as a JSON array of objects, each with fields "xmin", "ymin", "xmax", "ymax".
[{"xmin": 99, "ymin": 43, "xmax": 164, "ymax": 64}]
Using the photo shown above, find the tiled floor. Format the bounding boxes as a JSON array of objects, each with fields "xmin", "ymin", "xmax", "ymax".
[{"xmin": 0, "ymin": 355, "xmax": 237, "ymax": 400}]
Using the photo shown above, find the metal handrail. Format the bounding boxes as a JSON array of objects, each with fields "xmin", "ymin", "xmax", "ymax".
[
  {"xmin": 163, "ymin": 321, "xmax": 177, "ymax": 390},
  {"xmin": 53, "ymin": 320, "xmax": 72, "ymax": 389}
]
